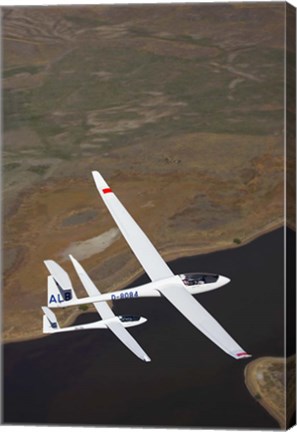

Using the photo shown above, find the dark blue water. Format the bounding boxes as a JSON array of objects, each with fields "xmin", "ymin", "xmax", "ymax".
[{"xmin": 3, "ymin": 228, "xmax": 286, "ymax": 428}]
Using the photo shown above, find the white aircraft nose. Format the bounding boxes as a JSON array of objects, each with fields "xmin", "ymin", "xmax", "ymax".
[{"xmin": 219, "ymin": 275, "xmax": 231, "ymax": 286}]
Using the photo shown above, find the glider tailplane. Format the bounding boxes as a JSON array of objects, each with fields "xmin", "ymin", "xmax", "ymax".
[{"xmin": 42, "ymin": 306, "xmax": 60, "ymax": 333}]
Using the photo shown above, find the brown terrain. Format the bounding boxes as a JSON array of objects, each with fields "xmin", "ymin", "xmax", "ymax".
[
  {"xmin": 3, "ymin": 4, "xmax": 286, "ymax": 347},
  {"xmin": 245, "ymin": 356, "xmax": 296, "ymax": 428}
]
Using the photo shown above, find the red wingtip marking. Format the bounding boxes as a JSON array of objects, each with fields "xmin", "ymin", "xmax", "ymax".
[
  {"xmin": 236, "ymin": 352, "xmax": 249, "ymax": 358},
  {"xmin": 102, "ymin": 188, "xmax": 112, "ymax": 194}
]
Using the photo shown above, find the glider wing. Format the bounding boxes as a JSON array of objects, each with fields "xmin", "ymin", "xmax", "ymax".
[
  {"xmin": 69, "ymin": 254, "xmax": 114, "ymax": 320},
  {"xmin": 158, "ymin": 281, "xmax": 251, "ymax": 360},
  {"xmin": 92, "ymin": 171, "xmax": 174, "ymax": 282},
  {"xmin": 69, "ymin": 254, "xmax": 151, "ymax": 362}
]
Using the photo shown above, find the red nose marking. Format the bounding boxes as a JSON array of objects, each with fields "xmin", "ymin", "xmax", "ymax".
[{"xmin": 102, "ymin": 188, "xmax": 112, "ymax": 194}]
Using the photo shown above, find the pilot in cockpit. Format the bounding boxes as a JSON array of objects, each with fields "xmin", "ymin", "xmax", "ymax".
[
  {"xmin": 180, "ymin": 274, "xmax": 189, "ymax": 285},
  {"xmin": 180, "ymin": 274, "xmax": 205, "ymax": 286}
]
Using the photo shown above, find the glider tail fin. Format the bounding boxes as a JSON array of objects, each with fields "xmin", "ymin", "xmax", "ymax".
[
  {"xmin": 47, "ymin": 275, "xmax": 61, "ymax": 307},
  {"xmin": 47, "ymin": 274, "xmax": 77, "ymax": 308},
  {"xmin": 44, "ymin": 260, "xmax": 78, "ymax": 308},
  {"xmin": 42, "ymin": 306, "xmax": 60, "ymax": 333}
]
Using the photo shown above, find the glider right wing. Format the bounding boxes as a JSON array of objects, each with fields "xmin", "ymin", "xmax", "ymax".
[
  {"xmin": 103, "ymin": 319, "xmax": 151, "ymax": 363},
  {"xmin": 158, "ymin": 280, "xmax": 251, "ymax": 360}
]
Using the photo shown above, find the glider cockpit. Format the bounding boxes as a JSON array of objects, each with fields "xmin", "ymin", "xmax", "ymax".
[
  {"xmin": 119, "ymin": 315, "xmax": 141, "ymax": 322},
  {"xmin": 179, "ymin": 273, "xmax": 219, "ymax": 286}
]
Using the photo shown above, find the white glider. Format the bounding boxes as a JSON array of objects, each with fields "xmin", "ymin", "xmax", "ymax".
[
  {"xmin": 42, "ymin": 304, "xmax": 146, "ymax": 333},
  {"xmin": 46, "ymin": 171, "xmax": 251, "ymax": 360},
  {"xmin": 43, "ymin": 264, "xmax": 151, "ymax": 363}
]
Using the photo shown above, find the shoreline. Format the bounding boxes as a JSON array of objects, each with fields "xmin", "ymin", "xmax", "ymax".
[
  {"xmin": 244, "ymin": 355, "xmax": 296, "ymax": 429},
  {"xmin": 161, "ymin": 219, "xmax": 284, "ymax": 262},
  {"xmin": 3, "ymin": 220, "xmax": 283, "ymax": 345},
  {"xmin": 244, "ymin": 357, "xmax": 285, "ymax": 429}
]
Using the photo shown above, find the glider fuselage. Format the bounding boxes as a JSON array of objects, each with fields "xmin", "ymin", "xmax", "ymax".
[
  {"xmin": 109, "ymin": 273, "xmax": 230, "ymax": 300},
  {"xmin": 50, "ymin": 273, "xmax": 230, "ymax": 307},
  {"xmin": 44, "ymin": 315, "xmax": 147, "ymax": 334}
]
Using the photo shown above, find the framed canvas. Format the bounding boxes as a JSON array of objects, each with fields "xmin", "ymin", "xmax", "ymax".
[{"xmin": 1, "ymin": 1, "xmax": 296, "ymax": 430}]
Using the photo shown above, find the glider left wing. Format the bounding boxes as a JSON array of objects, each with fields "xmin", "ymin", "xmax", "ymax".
[
  {"xmin": 69, "ymin": 254, "xmax": 113, "ymax": 320},
  {"xmin": 92, "ymin": 171, "xmax": 174, "ymax": 282},
  {"xmin": 69, "ymin": 254, "xmax": 151, "ymax": 362}
]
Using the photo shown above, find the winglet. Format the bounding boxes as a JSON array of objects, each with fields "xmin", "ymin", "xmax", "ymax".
[{"xmin": 92, "ymin": 171, "xmax": 112, "ymax": 195}]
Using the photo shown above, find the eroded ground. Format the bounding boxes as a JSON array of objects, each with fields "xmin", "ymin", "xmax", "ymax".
[{"xmin": 3, "ymin": 4, "xmax": 285, "ymax": 342}]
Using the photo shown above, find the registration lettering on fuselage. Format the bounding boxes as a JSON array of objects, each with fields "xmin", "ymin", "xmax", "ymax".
[{"xmin": 111, "ymin": 291, "xmax": 139, "ymax": 300}]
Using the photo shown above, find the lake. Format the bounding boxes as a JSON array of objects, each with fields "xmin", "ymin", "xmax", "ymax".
[{"xmin": 3, "ymin": 228, "xmax": 288, "ymax": 428}]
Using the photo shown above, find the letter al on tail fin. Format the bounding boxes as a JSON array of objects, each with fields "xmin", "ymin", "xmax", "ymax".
[
  {"xmin": 47, "ymin": 275, "xmax": 74, "ymax": 307},
  {"xmin": 45, "ymin": 260, "xmax": 78, "ymax": 307},
  {"xmin": 42, "ymin": 306, "xmax": 60, "ymax": 333}
]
